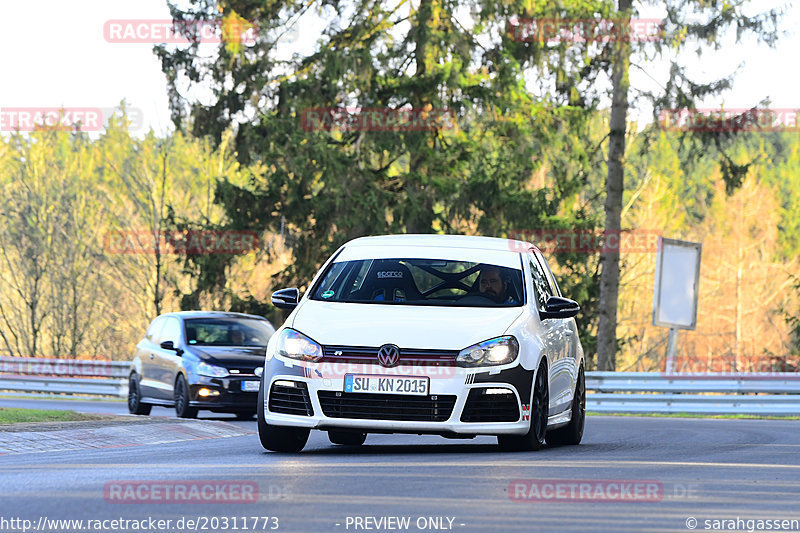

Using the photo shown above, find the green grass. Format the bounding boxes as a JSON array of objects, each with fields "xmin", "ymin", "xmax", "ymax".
[
  {"xmin": 587, "ymin": 411, "xmax": 800, "ymax": 420},
  {"xmin": 0, "ymin": 407, "xmax": 109, "ymax": 424}
]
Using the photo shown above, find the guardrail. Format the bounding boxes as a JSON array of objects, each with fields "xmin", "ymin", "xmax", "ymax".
[
  {"xmin": 587, "ymin": 371, "xmax": 800, "ymax": 415},
  {"xmin": 0, "ymin": 356, "xmax": 129, "ymax": 398},
  {"xmin": 1, "ymin": 357, "xmax": 799, "ymax": 415}
]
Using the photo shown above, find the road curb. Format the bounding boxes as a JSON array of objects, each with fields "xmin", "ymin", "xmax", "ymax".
[{"xmin": 0, "ymin": 418, "xmax": 255, "ymax": 455}]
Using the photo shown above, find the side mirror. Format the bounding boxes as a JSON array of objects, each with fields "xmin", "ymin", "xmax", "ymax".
[
  {"xmin": 271, "ymin": 287, "xmax": 300, "ymax": 310},
  {"xmin": 160, "ymin": 340, "xmax": 183, "ymax": 355},
  {"xmin": 539, "ymin": 296, "xmax": 580, "ymax": 320}
]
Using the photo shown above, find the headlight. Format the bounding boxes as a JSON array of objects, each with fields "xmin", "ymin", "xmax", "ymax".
[
  {"xmin": 276, "ymin": 328, "xmax": 323, "ymax": 362},
  {"xmin": 456, "ymin": 336, "xmax": 519, "ymax": 367},
  {"xmin": 197, "ymin": 362, "xmax": 229, "ymax": 377}
]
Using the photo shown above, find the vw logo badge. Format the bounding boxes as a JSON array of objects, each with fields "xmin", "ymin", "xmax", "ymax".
[{"xmin": 377, "ymin": 344, "xmax": 400, "ymax": 368}]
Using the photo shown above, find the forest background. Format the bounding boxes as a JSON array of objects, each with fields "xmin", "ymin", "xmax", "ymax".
[{"xmin": 2, "ymin": 0, "xmax": 798, "ymax": 372}]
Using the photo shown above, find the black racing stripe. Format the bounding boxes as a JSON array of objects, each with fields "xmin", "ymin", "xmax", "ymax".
[
  {"xmin": 472, "ymin": 364, "xmax": 534, "ymax": 401},
  {"xmin": 266, "ymin": 357, "xmax": 307, "ymax": 378}
]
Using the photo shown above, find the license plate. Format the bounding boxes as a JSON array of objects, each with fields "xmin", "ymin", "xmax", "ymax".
[
  {"xmin": 241, "ymin": 380, "xmax": 260, "ymax": 392},
  {"xmin": 344, "ymin": 375, "xmax": 429, "ymax": 396}
]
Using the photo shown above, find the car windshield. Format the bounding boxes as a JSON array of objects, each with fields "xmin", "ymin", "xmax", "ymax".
[
  {"xmin": 310, "ymin": 258, "xmax": 524, "ymax": 307},
  {"xmin": 183, "ymin": 318, "xmax": 275, "ymax": 347}
]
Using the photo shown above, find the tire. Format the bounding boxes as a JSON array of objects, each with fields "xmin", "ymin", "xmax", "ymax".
[
  {"xmin": 546, "ymin": 366, "xmax": 585, "ymax": 446},
  {"xmin": 328, "ymin": 430, "xmax": 367, "ymax": 446},
  {"xmin": 498, "ymin": 360, "xmax": 549, "ymax": 452},
  {"xmin": 127, "ymin": 374, "xmax": 152, "ymax": 415},
  {"xmin": 257, "ymin": 374, "xmax": 309, "ymax": 452},
  {"xmin": 174, "ymin": 374, "xmax": 198, "ymax": 419},
  {"xmin": 235, "ymin": 410, "xmax": 257, "ymax": 420}
]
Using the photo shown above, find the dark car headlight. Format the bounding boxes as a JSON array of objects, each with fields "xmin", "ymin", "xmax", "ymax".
[
  {"xmin": 197, "ymin": 362, "xmax": 229, "ymax": 378},
  {"xmin": 456, "ymin": 336, "xmax": 519, "ymax": 367},
  {"xmin": 276, "ymin": 328, "xmax": 323, "ymax": 362}
]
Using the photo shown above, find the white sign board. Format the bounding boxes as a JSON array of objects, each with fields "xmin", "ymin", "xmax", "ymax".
[{"xmin": 652, "ymin": 237, "xmax": 702, "ymax": 330}]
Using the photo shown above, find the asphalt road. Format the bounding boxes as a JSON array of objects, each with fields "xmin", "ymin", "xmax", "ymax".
[{"xmin": 1, "ymin": 398, "xmax": 799, "ymax": 533}]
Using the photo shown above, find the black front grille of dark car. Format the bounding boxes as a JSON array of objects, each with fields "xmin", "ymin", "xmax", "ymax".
[
  {"xmin": 321, "ymin": 345, "xmax": 459, "ymax": 366},
  {"xmin": 268, "ymin": 382, "xmax": 314, "ymax": 416},
  {"xmin": 227, "ymin": 368, "xmax": 259, "ymax": 376},
  {"xmin": 317, "ymin": 391, "xmax": 456, "ymax": 422},
  {"xmin": 460, "ymin": 388, "xmax": 519, "ymax": 422}
]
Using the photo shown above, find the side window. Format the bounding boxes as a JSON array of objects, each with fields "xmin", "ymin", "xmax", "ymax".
[
  {"xmin": 313, "ymin": 260, "xmax": 373, "ymax": 300},
  {"xmin": 315, "ymin": 261, "xmax": 348, "ymax": 295},
  {"xmin": 160, "ymin": 317, "xmax": 182, "ymax": 345},
  {"xmin": 534, "ymin": 250, "xmax": 561, "ymax": 297},
  {"xmin": 528, "ymin": 254, "xmax": 552, "ymax": 311},
  {"xmin": 145, "ymin": 317, "xmax": 165, "ymax": 344}
]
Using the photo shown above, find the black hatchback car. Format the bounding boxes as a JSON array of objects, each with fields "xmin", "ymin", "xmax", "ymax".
[{"xmin": 128, "ymin": 311, "xmax": 275, "ymax": 418}]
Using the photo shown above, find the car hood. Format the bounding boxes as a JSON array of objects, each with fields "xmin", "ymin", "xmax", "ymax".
[
  {"xmin": 291, "ymin": 300, "xmax": 524, "ymax": 350},
  {"xmin": 189, "ymin": 346, "xmax": 266, "ymax": 368}
]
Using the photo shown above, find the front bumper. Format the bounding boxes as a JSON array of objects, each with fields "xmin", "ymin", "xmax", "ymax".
[
  {"xmin": 262, "ymin": 356, "xmax": 535, "ymax": 436},
  {"xmin": 188, "ymin": 375, "xmax": 261, "ymax": 410}
]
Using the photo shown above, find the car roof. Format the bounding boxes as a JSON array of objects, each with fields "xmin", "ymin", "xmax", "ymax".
[
  {"xmin": 158, "ymin": 311, "xmax": 269, "ymax": 321},
  {"xmin": 344, "ymin": 234, "xmax": 538, "ymax": 252}
]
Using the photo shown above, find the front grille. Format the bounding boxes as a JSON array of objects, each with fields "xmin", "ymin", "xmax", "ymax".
[
  {"xmin": 318, "ymin": 391, "xmax": 456, "ymax": 421},
  {"xmin": 321, "ymin": 345, "xmax": 459, "ymax": 366},
  {"xmin": 268, "ymin": 382, "xmax": 314, "ymax": 416},
  {"xmin": 460, "ymin": 388, "xmax": 519, "ymax": 422},
  {"xmin": 227, "ymin": 367, "xmax": 259, "ymax": 376}
]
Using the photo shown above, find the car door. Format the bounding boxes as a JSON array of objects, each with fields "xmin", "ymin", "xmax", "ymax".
[
  {"xmin": 534, "ymin": 249, "xmax": 579, "ymax": 404},
  {"xmin": 150, "ymin": 316, "xmax": 184, "ymax": 400},
  {"xmin": 138, "ymin": 316, "xmax": 166, "ymax": 399},
  {"xmin": 527, "ymin": 250, "xmax": 571, "ymax": 414}
]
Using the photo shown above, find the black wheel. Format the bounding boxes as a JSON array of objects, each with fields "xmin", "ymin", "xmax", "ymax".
[
  {"xmin": 127, "ymin": 374, "xmax": 151, "ymax": 415},
  {"xmin": 174, "ymin": 374, "xmax": 198, "ymax": 419},
  {"xmin": 257, "ymin": 374, "xmax": 309, "ymax": 452},
  {"xmin": 498, "ymin": 360, "xmax": 549, "ymax": 451},
  {"xmin": 546, "ymin": 366, "xmax": 585, "ymax": 446},
  {"xmin": 235, "ymin": 410, "xmax": 257, "ymax": 420},
  {"xmin": 328, "ymin": 430, "xmax": 367, "ymax": 446}
]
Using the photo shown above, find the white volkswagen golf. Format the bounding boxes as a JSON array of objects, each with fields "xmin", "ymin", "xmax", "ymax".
[{"xmin": 257, "ymin": 234, "xmax": 585, "ymax": 452}]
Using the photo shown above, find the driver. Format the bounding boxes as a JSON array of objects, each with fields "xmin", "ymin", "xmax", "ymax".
[
  {"xmin": 230, "ymin": 329, "xmax": 247, "ymax": 345},
  {"xmin": 478, "ymin": 266, "xmax": 517, "ymax": 305}
]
